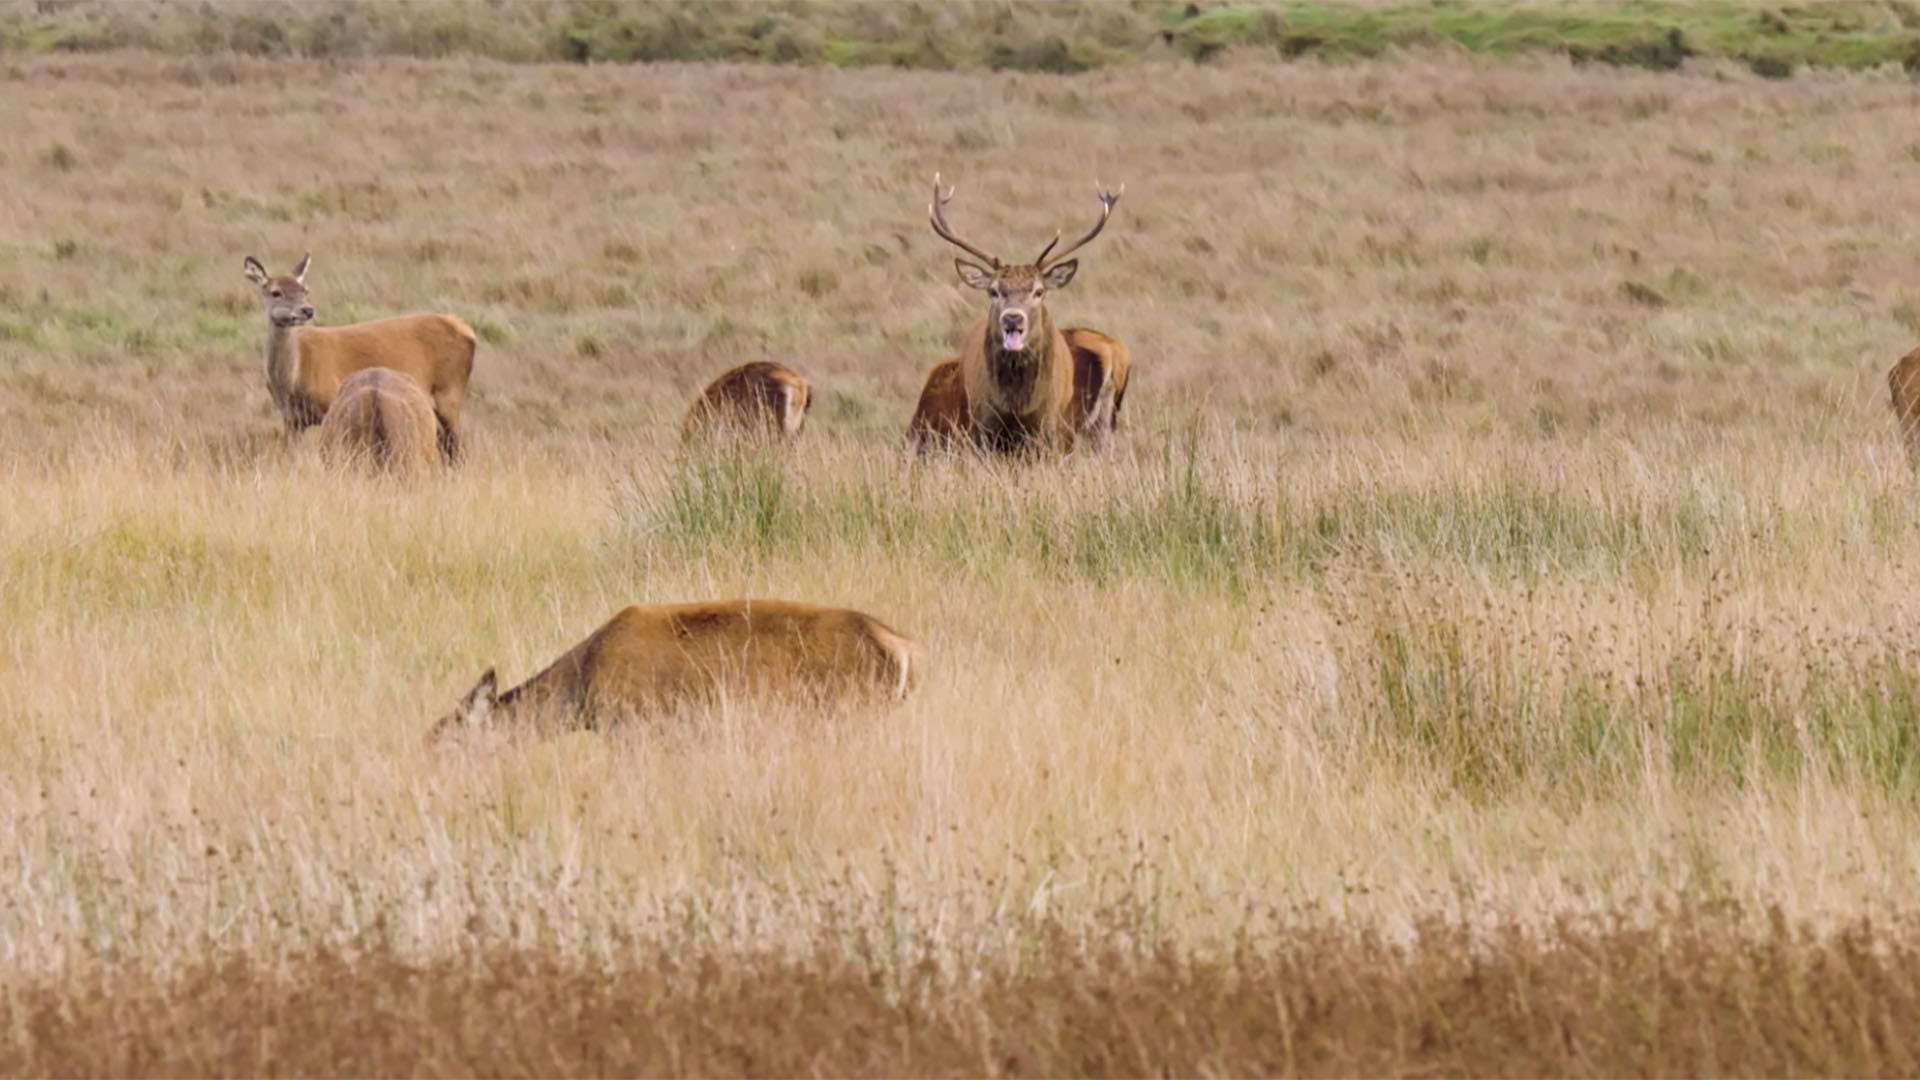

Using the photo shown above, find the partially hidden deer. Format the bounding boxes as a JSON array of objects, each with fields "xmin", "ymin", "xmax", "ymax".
[
  {"xmin": 243, "ymin": 252, "xmax": 476, "ymax": 462},
  {"xmin": 317, "ymin": 367, "xmax": 440, "ymax": 475},
  {"xmin": 1890, "ymin": 346, "xmax": 1920, "ymax": 467},
  {"xmin": 683, "ymin": 361, "xmax": 813, "ymax": 442},
  {"xmin": 430, "ymin": 600, "xmax": 922, "ymax": 740},
  {"xmin": 927, "ymin": 175, "xmax": 1124, "ymax": 455}
]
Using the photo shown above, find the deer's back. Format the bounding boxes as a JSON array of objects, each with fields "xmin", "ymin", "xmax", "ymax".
[
  {"xmin": 570, "ymin": 600, "xmax": 916, "ymax": 715},
  {"xmin": 684, "ymin": 361, "xmax": 811, "ymax": 439},
  {"xmin": 319, "ymin": 367, "xmax": 439, "ymax": 473},
  {"xmin": 300, "ymin": 314, "xmax": 476, "ymax": 405}
]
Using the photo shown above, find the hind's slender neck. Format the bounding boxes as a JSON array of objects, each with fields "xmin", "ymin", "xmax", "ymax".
[{"xmin": 263, "ymin": 321, "xmax": 302, "ymax": 409}]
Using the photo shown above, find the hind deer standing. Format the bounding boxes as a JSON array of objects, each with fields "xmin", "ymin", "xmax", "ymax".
[
  {"xmin": 928, "ymin": 174, "xmax": 1123, "ymax": 455},
  {"xmin": 243, "ymin": 253, "xmax": 476, "ymax": 462}
]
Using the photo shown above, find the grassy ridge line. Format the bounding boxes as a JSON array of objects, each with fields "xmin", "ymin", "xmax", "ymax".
[
  {"xmin": 8, "ymin": 900, "xmax": 1919, "ymax": 1076},
  {"xmin": 4, "ymin": 1, "xmax": 1920, "ymax": 76}
]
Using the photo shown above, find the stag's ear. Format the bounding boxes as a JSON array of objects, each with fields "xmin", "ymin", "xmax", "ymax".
[
  {"xmin": 1041, "ymin": 259, "xmax": 1079, "ymax": 290},
  {"xmin": 954, "ymin": 259, "xmax": 995, "ymax": 291},
  {"xmin": 243, "ymin": 257, "xmax": 269, "ymax": 287},
  {"xmin": 292, "ymin": 251, "xmax": 311, "ymax": 283},
  {"xmin": 458, "ymin": 668, "xmax": 499, "ymax": 728}
]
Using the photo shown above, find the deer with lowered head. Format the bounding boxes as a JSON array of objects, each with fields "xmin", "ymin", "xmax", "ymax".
[
  {"xmin": 926, "ymin": 174, "xmax": 1124, "ymax": 455},
  {"xmin": 430, "ymin": 599, "xmax": 922, "ymax": 741},
  {"xmin": 242, "ymin": 252, "xmax": 476, "ymax": 462}
]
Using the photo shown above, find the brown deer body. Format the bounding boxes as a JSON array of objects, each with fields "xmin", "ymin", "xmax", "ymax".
[
  {"xmin": 683, "ymin": 361, "xmax": 812, "ymax": 441},
  {"xmin": 1064, "ymin": 327, "xmax": 1131, "ymax": 448},
  {"xmin": 317, "ymin": 367, "xmax": 440, "ymax": 474},
  {"xmin": 929, "ymin": 175, "xmax": 1123, "ymax": 455},
  {"xmin": 243, "ymin": 253, "xmax": 476, "ymax": 462},
  {"xmin": 1891, "ymin": 347, "xmax": 1920, "ymax": 466},
  {"xmin": 909, "ymin": 327, "xmax": 1130, "ymax": 453},
  {"xmin": 907, "ymin": 357, "xmax": 968, "ymax": 451},
  {"xmin": 431, "ymin": 600, "xmax": 922, "ymax": 740}
]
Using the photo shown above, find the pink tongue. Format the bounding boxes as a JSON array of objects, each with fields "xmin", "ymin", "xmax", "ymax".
[{"xmin": 1002, "ymin": 328, "xmax": 1026, "ymax": 350}]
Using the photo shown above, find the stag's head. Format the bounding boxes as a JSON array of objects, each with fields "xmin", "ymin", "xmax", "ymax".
[
  {"xmin": 930, "ymin": 174, "xmax": 1121, "ymax": 352},
  {"xmin": 242, "ymin": 252, "xmax": 316, "ymax": 327}
]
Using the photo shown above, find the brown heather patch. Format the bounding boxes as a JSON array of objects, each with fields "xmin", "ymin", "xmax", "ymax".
[{"xmin": 6, "ymin": 902, "xmax": 1920, "ymax": 1077}]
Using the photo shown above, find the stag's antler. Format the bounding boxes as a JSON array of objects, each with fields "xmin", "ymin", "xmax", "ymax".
[
  {"xmin": 929, "ymin": 173, "xmax": 1002, "ymax": 268},
  {"xmin": 1036, "ymin": 183, "xmax": 1124, "ymax": 269}
]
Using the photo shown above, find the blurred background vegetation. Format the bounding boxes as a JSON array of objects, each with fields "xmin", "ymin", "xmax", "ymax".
[{"xmin": 7, "ymin": 1, "xmax": 1920, "ymax": 79}]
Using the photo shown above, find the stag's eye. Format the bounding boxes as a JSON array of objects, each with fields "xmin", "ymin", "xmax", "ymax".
[{"xmin": 269, "ymin": 289, "xmax": 282, "ymax": 298}]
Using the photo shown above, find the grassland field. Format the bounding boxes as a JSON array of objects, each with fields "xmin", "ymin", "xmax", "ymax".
[{"xmin": 8, "ymin": 16, "xmax": 1920, "ymax": 1075}]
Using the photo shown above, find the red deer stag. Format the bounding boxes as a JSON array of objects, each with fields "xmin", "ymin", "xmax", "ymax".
[
  {"xmin": 683, "ymin": 361, "xmax": 813, "ymax": 442},
  {"xmin": 431, "ymin": 600, "xmax": 922, "ymax": 740},
  {"xmin": 317, "ymin": 367, "xmax": 440, "ymax": 475},
  {"xmin": 908, "ymin": 329, "xmax": 1132, "ymax": 454},
  {"xmin": 243, "ymin": 253, "xmax": 476, "ymax": 462},
  {"xmin": 928, "ymin": 174, "xmax": 1123, "ymax": 455}
]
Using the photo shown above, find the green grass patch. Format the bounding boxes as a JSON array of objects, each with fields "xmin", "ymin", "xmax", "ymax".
[{"xmin": 6, "ymin": 2, "xmax": 1918, "ymax": 76}]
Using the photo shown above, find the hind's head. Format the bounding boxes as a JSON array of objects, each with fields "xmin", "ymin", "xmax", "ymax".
[
  {"xmin": 428, "ymin": 668, "xmax": 498, "ymax": 742},
  {"xmin": 242, "ymin": 252, "xmax": 315, "ymax": 327}
]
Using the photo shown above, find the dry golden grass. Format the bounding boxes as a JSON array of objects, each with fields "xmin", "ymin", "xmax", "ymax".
[{"xmin": 6, "ymin": 49, "xmax": 1920, "ymax": 1071}]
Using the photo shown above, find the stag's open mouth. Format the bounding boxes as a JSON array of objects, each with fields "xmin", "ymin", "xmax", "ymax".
[{"xmin": 1002, "ymin": 328, "xmax": 1026, "ymax": 351}]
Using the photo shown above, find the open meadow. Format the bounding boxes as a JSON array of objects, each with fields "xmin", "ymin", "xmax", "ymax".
[{"xmin": 8, "ymin": 39, "xmax": 1920, "ymax": 1074}]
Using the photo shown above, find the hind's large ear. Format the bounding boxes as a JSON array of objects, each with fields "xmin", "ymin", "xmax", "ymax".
[
  {"xmin": 458, "ymin": 668, "xmax": 498, "ymax": 728},
  {"xmin": 243, "ymin": 256, "xmax": 269, "ymax": 287},
  {"xmin": 292, "ymin": 251, "xmax": 311, "ymax": 284}
]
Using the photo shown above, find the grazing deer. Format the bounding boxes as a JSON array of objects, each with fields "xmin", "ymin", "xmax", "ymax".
[
  {"xmin": 317, "ymin": 367, "xmax": 440, "ymax": 474},
  {"xmin": 909, "ymin": 328, "xmax": 1130, "ymax": 454},
  {"xmin": 929, "ymin": 174, "xmax": 1123, "ymax": 455},
  {"xmin": 242, "ymin": 252, "xmax": 477, "ymax": 462},
  {"xmin": 1891, "ymin": 347, "xmax": 1920, "ymax": 467},
  {"xmin": 431, "ymin": 600, "xmax": 922, "ymax": 740},
  {"xmin": 683, "ymin": 361, "xmax": 813, "ymax": 441}
]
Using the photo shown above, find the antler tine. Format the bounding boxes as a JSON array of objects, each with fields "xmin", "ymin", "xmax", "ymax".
[
  {"xmin": 1033, "ymin": 230, "xmax": 1063, "ymax": 267},
  {"xmin": 929, "ymin": 173, "xmax": 1001, "ymax": 268},
  {"xmin": 1037, "ymin": 182, "xmax": 1125, "ymax": 269}
]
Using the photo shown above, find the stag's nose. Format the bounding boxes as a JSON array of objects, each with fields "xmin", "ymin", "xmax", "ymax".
[
  {"xmin": 1001, "ymin": 312, "xmax": 1025, "ymax": 332},
  {"xmin": 299, "ymin": 306, "xmax": 315, "ymax": 320}
]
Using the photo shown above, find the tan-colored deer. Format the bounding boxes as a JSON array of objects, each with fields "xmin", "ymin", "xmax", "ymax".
[
  {"xmin": 1063, "ymin": 327, "xmax": 1131, "ymax": 449},
  {"xmin": 317, "ymin": 367, "xmax": 440, "ymax": 474},
  {"xmin": 430, "ymin": 600, "xmax": 922, "ymax": 740},
  {"xmin": 683, "ymin": 361, "xmax": 813, "ymax": 441},
  {"xmin": 1890, "ymin": 347, "xmax": 1920, "ymax": 466},
  {"xmin": 908, "ymin": 328, "xmax": 1131, "ymax": 453},
  {"xmin": 929, "ymin": 174, "xmax": 1124, "ymax": 455},
  {"xmin": 243, "ymin": 253, "xmax": 476, "ymax": 462}
]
